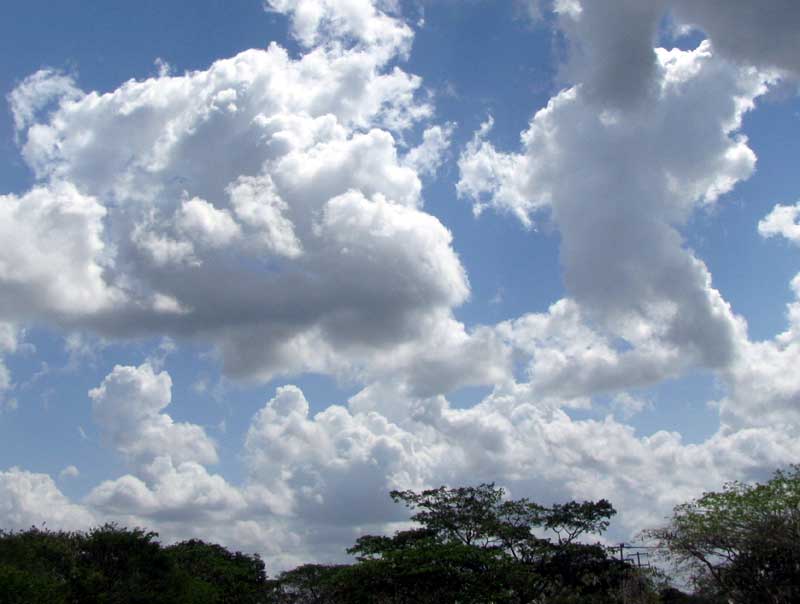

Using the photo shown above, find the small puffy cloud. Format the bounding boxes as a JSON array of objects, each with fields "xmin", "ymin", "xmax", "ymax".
[
  {"xmin": 403, "ymin": 123, "xmax": 454, "ymax": 178},
  {"xmin": 758, "ymin": 202, "xmax": 800, "ymax": 243},
  {"xmin": 89, "ymin": 364, "xmax": 218, "ymax": 471},
  {"xmin": 457, "ymin": 117, "xmax": 534, "ymax": 225},
  {"xmin": 59, "ymin": 465, "xmax": 80, "ymax": 480}
]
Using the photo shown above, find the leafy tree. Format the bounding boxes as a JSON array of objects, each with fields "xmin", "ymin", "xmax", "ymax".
[
  {"xmin": 0, "ymin": 527, "xmax": 79, "ymax": 604},
  {"xmin": 166, "ymin": 539, "xmax": 268, "ymax": 604},
  {"xmin": 645, "ymin": 466, "xmax": 800, "ymax": 603},
  {"xmin": 70, "ymin": 523, "xmax": 187, "ymax": 604},
  {"xmin": 274, "ymin": 563, "xmax": 352, "ymax": 603},
  {"xmin": 343, "ymin": 483, "xmax": 627, "ymax": 603}
]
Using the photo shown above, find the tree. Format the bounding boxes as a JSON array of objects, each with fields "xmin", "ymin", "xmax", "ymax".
[
  {"xmin": 70, "ymin": 523, "xmax": 185, "ymax": 604},
  {"xmin": 645, "ymin": 466, "xmax": 800, "ymax": 603},
  {"xmin": 0, "ymin": 527, "xmax": 79, "ymax": 604},
  {"xmin": 341, "ymin": 483, "xmax": 628, "ymax": 603},
  {"xmin": 166, "ymin": 539, "xmax": 269, "ymax": 604}
]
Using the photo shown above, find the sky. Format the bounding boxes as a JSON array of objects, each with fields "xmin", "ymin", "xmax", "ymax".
[{"xmin": 1, "ymin": 0, "xmax": 800, "ymax": 570}]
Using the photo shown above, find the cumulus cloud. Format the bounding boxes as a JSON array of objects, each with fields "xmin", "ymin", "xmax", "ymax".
[
  {"xmin": 240, "ymin": 379, "xmax": 800, "ymax": 555},
  {"xmin": 497, "ymin": 299, "xmax": 684, "ymax": 402},
  {"xmin": 0, "ymin": 183, "xmax": 117, "ymax": 320},
  {"xmin": 713, "ymin": 272, "xmax": 800, "ymax": 431},
  {"xmin": 265, "ymin": 0, "xmax": 412, "ymax": 59},
  {"xmin": 758, "ymin": 202, "xmax": 800, "ymax": 243},
  {"xmin": 7, "ymin": 68, "xmax": 82, "ymax": 136},
  {"xmin": 89, "ymin": 363, "xmax": 218, "ymax": 471},
  {"xmin": 59, "ymin": 465, "xmax": 80, "ymax": 480},
  {"xmin": 403, "ymin": 124, "xmax": 454, "ymax": 178},
  {"xmin": 459, "ymin": 41, "xmax": 767, "ymax": 372},
  {"xmin": 1, "ymin": 0, "xmax": 467, "ymax": 388},
  {"xmin": 0, "ymin": 468, "xmax": 94, "ymax": 530}
]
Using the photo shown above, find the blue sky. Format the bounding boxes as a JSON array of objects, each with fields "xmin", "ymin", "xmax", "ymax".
[{"xmin": 2, "ymin": 0, "xmax": 800, "ymax": 569}]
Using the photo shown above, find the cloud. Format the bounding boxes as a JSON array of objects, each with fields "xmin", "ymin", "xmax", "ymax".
[
  {"xmin": 459, "ymin": 41, "xmax": 768, "ymax": 372},
  {"xmin": 553, "ymin": 0, "xmax": 668, "ymax": 109},
  {"xmin": 242, "ymin": 379, "xmax": 800, "ymax": 555},
  {"xmin": 758, "ymin": 202, "xmax": 800, "ymax": 244},
  {"xmin": 0, "ymin": 323, "xmax": 18, "ymax": 406},
  {"xmin": 403, "ymin": 124, "xmax": 454, "ymax": 178},
  {"xmin": 497, "ymin": 299, "xmax": 684, "ymax": 402},
  {"xmin": 670, "ymin": 0, "xmax": 800, "ymax": 78},
  {"xmin": 713, "ymin": 273, "xmax": 800, "ymax": 431},
  {"xmin": 2, "ymin": 8, "xmax": 466, "ymax": 387},
  {"xmin": 0, "ymin": 468, "xmax": 94, "ymax": 530},
  {"xmin": 0, "ymin": 183, "xmax": 118, "ymax": 321},
  {"xmin": 7, "ymin": 68, "xmax": 82, "ymax": 136},
  {"xmin": 87, "ymin": 457, "xmax": 246, "ymax": 523},
  {"xmin": 89, "ymin": 363, "xmax": 218, "ymax": 471},
  {"xmin": 264, "ymin": 0, "xmax": 412, "ymax": 58},
  {"xmin": 4, "ymin": 0, "xmax": 800, "ymax": 572},
  {"xmin": 59, "ymin": 465, "xmax": 80, "ymax": 480}
]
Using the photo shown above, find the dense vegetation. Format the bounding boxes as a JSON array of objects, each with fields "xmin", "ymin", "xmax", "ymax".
[{"xmin": 2, "ymin": 469, "xmax": 798, "ymax": 603}]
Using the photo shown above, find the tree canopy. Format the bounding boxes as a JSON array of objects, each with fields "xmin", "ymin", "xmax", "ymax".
[{"xmin": 645, "ymin": 466, "xmax": 800, "ymax": 603}]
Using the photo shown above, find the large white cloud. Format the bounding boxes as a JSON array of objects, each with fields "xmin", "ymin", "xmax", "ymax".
[
  {"xmin": 1, "ymin": 0, "xmax": 470, "ymax": 387},
  {"xmin": 459, "ymin": 41, "xmax": 766, "ymax": 373}
]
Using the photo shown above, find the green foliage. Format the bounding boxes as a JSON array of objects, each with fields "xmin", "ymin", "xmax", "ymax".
[
  {"xmin": 0, "ymin": 524, "xmax": 270, "ymax": 604},
  {"xmin": 345, "ymin": 483, "xmax": 628, "ymax": 603},
  {"xmin": 166, "ymin": 539, "xmax": 268, "ymax": 603},
  {"xmin": 0, "ymin": 527, "xmax": 79, "ymax": 604},
  {"xmin": 70, "ymin": 523, "xmax": 182, "ymax": 603},
  {"xmin": 646, "ymin": 466, "xmax": 800, "ymax": 603}
]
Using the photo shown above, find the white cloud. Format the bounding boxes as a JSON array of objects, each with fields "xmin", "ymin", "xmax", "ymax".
[
  {"xmin": 0, "ymin": 182, "xmax": 119, "ymax": 320},
  {"xmin": 59, "ymin": 465, "xmax": 80, "ymax": 480},
  {"xmin": 0, "ymin": 323, "xmax": 17, "ymax": 405},
  {"xmin": 403, "ymin": 124, "xmax": 454, "ymax": 178},
  {"xmin": 2, "ymin": 13, "xmax": 459, "ymax": 386},
  {"xmin": 89, "ymin": 364, "xmax": 218, "ymax": 471},
  {"xmin": 459, "ymin": 41, "xmax": 767, "ymax": 373},
  {"xmin": 87, "ymin": 457, "xmax": 246, "ymax": 522},
  {"xmin": 758, "ymin": 202, "xmax": 800, "ymax": 243},
  {"xmin": 265, "ymin": 0, "xmax": 413, "ymax": 59},
  {"xmin": 176, "ymin": 196, "xmax": 242, "ymax": 250},
  {"xmin": 457, "ymin": 117, "xmax": 534, "ymax": 225},
  {"xmin": 0, "ymin": 468, "xmax": 94, "ymax": 530},
  {"xmin": 7, "ymin": 69, "xmax": 82, "ymax": 136},
  {"xmin": 497, "ymin": 299, "xmax": 684, "ymax": 402}
]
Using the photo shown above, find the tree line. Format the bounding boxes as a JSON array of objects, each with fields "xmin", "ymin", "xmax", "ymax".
[{"xmin": 2, "ymin": 467, "xmax": 798, "ymax": 603}]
